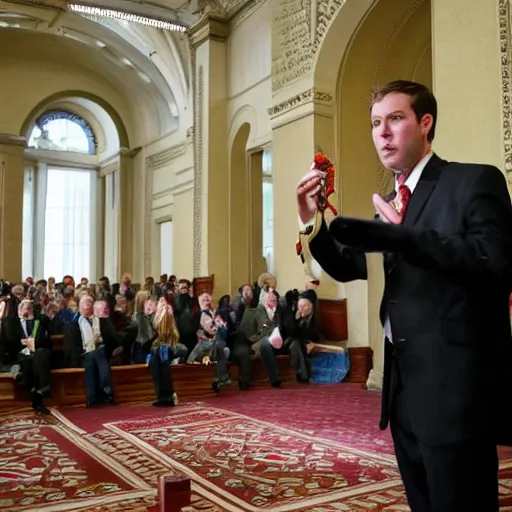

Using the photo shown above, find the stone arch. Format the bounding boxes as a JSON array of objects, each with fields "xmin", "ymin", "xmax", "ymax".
[
  {"xmin": 19, "ymin": 90, "xmax": 130, "ymax": 149},
  {"xmin": 228, "ymin": 105, "xmax": 258, "ymax": 153},
  {"xmin": 311, "ymin": 0, "xmax": 431, "ymax": 387},
  {"xmin": 229, "ymin": 122, "xmax": 252, "ymax": 292}
]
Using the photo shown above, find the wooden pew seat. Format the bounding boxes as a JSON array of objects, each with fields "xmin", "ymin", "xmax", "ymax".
[{"xmin": 0, "ymin": 355, "xmax": 294, "ymax": 408}]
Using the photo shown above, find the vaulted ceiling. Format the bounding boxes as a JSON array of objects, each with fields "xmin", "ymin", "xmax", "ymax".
[
  {"xmin": 0, "ymin": 0, "xmax": 253, "ymax": 140},
  {"xmin": 0, "ymin": 0, "xmax": 199, "ymax": 138}
]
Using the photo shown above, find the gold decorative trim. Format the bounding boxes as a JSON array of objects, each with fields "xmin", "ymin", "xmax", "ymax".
[
  {"xmin": 188, "ymin": 15, "xmax": 229, "ymax": 50},
  {"xmin": 267, "ymin": 88, "xmax": 333, "ymax": 118},
  {"xmin": 500, "ymin": 0, "xmax": 512, "ymax": 187},
  {"xmin": 193, "ymin": 65, "xmax": 204, "ymax": 277},
  {"xmin": 146, "ymin": 143, "xmax": 187, "ymax": 171},
  {"xmin": 272, "ymin": 0, "xmax": 347, "ymax": 92},
  {"xmin": 143, "ymin": 155, "xmax": 153, "ymax": 277},
  {"xmin": 312, "ymin": 0, "xmax": 346, "ymax": 53}
]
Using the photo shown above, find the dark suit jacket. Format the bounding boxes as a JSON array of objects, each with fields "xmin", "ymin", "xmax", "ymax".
[
  {"xmin": 1, "ymin": 315, "xmax": 51, "ymax": 365},
  {"xmin": 64, "ymin": 316, "xmax": 120, "ymax": 367},
  {"xmin": 310, "ymin": 154, "xmax": 512, "ymax": 447}
]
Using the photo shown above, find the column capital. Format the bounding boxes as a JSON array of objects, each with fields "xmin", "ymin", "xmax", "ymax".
[
  {"xmin": 188, "ymin": 14, "xmax": 229, "ymax": 49},
  {"xmin": 0, "ymin": 133, "xmax": 26, "ymax": 147}
]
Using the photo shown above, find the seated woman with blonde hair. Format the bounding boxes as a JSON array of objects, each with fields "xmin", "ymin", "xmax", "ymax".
[{"xmin": 147, "ymin": 298, "xmax": 187, "ymax": 406}]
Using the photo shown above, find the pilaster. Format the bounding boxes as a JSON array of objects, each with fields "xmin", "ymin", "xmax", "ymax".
[
  {"xmin": 188, "ymin": 15, "xmax": 230, "ymax": 295},
  {"xmin": 0, "ymin": 133, "xmax": 26, "ymax": 281}
]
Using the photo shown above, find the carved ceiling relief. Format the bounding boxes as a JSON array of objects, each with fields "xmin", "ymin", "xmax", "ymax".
[{"xmin": 272, "ymin": 0, "xmax": 345, "ymax": 92}]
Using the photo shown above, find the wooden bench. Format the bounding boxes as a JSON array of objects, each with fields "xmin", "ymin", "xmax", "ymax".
[{"xmin": 0, "ymin": 356, "xmax": 297, "ymax": 408}]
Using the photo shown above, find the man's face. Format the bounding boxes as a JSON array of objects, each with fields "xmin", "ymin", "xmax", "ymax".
[
  {"xmin": 144, "ymin": 299, "xmax": 156, "ymax": 316},
  {"xmin": 19, "ymin": 303, "xmax": 33, "ymax": 318},
  {"xmin": 297, "ymin": 298, "xmax": 313, "ymax": 317},
  {"xmin": 265, "ymin": 292, "xmax": 277, "ymax": 309},
  {"xmin": 179, "ymin": 283, "xmax": 189, "ymax": 294},
  {"xmin": 94, "ymin": 300, "xmax": 109, "ymax": 318},
  {"xmin": 371, "ymin": 92, "xmax": 432, "ymax": 172},
  {"xmin": 79, "ymin": 297, "xmax": 93, "ymax": 317},
  {"xmin": 199, "ymin": 294, "xmax": 212, "ymax": 310},
  {"xmin": 242, "ymin": 285, "xmax": 253, "ymax": 300}
]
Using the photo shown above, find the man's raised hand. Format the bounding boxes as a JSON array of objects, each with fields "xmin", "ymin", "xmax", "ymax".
[{"xmin": 297, "ymin": 167, "xmax": 326, "ymax": 224}]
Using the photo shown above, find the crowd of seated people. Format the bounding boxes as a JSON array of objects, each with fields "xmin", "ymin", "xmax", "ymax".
[{"xmin": 0, "ymin": 271, "xmax": 326, "ymax": 412}]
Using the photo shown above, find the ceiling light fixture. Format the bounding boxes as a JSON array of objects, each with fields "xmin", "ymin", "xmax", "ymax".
[{"xmin": 69, "ymin": 4, "xmax": 187, "ymax": 32}]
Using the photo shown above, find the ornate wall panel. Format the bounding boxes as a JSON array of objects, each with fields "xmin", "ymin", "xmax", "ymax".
[
  {"xmin": 272, "ymin": 0, "xmax": 346, "ymax": 92},
  {"xmin": 192, "ymin": 65, "xmax": 204, "ymax": 277},
  {"xmin": 500, "ymin": 0, "xmax": 512, "ymax": 189}
]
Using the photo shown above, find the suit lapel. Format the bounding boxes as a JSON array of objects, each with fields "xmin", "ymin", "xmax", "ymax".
[{"xmin": 403, "ymin": 154, "xmax": 445, "ymax": 227}]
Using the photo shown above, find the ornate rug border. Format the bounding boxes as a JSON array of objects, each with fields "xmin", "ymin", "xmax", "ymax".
[{"xmin": 104, "ymin": 406, "xmax": 403, "ymax": 512}]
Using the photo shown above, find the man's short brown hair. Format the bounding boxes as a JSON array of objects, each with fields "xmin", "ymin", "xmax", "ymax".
[{"xmin": 371, "ymin": 80, "xmax": 437, "ymax": 142}]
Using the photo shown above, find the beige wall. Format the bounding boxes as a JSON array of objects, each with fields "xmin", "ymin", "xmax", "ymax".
[
  {"xmin": 0, "ymin": 57, "xmax": 135, "ymax": 144},
  {"xmin": 431, "ymin": 0, "xmax": 502, "ymax": 168}
]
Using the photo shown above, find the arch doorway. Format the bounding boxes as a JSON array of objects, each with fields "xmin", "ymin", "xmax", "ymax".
[{"xmin": 314, "ymin": 0, "xmax": 432, "ymax": 387}]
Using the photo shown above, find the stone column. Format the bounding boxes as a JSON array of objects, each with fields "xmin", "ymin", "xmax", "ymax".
[
  {"xmin": 432, "ymin": 0, "xmax": 504, "ymax": 171},
  {"xmin": 0, "ymin": 134, "xmax": 25, "ymax": 281},
  {"xmin": 119, "ymin": 148, "xmax": 140, "ymax": 277},
  {"xmin": 189, "ymin": 15, "xmax": 230, "ymax": 295}
]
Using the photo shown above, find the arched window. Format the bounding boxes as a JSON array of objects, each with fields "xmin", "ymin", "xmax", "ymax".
[{"xmin": 28, "ymin": 111, "xmax": 97, "ymax": 154}]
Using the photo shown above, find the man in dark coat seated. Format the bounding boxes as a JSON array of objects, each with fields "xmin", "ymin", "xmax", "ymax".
[
  {"xmin": 64, "ymin": 296, "xmax": 119, "ymax": 407},
  {"xmin": 283, "ymin": 289, "xmax": 323, "ymax": 382},
  {"xmin": 3, "ymin": 299, "xmax": 52, "ymax": 414},
  {"xmin": 173, "ymin": 279, "xmax": 200, "ymax": 354}
]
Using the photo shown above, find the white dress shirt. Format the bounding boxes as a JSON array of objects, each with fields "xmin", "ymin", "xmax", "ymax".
[{"xmin": 384, "ymin": 151, "xmax": 433, "ymax": 341}]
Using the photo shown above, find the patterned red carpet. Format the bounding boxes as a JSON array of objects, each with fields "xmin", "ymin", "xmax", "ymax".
[{"xmin": 2, "ymin": 384, "xmax": 512, "ymax": 511}]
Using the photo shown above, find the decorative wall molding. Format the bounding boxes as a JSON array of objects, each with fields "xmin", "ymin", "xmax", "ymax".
[
  {"xmin": 312, "ymin": 0, "xmax": 347, "ymax": 53},
  {"xmin": 272, "ymin": 0, "xmax": 346, "ymax": 92},
  {"xmin": 0, "ymin": 133, "xmax": 26, "ymax": 147},
  {"xmin": 146, "ymin": 143, "xmax": 188, "ymax": 171},
  {"xmin": 143, "ymin": 141, "xmax": 188, "ymax": 275},
  {"xmin": 231, "ymin": 0, "xmax": 266, "ymax": 26},
  {"xmin": 193, "ymin": 65, "xmax": 204, "ymax": 277},
  {"xmin": 268, "ymin": 88, "xmax": 333, "ymax": 118},
  {"xmin": 499, "ymin": 0, "xmax": 512, "ymax": 188},
  {"xmin": 143, "ymin": 157, "xmax": 154, "ymax": 277},
  {"xmin": 195, "ymin": 0, "xmax": 254, "ymax": 20},
  {"xmin": 188, "ymin": 14, "xmax": 230, "ymax": 50}
]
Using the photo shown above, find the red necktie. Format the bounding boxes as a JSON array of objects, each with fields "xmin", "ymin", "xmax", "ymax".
[{"xmin": 396, "ymin": 172, "xmax": 411, "ymax": 222}]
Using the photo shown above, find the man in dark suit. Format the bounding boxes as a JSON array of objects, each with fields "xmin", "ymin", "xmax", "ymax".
[
  {"xmin": 3, "ymin": 299, "xmax": 52, "ymax": 414},
  {"xmin": 296, "ymin": 80, "xmax": 512, "ymax": 511}
]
